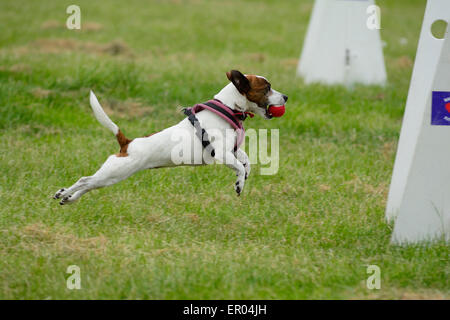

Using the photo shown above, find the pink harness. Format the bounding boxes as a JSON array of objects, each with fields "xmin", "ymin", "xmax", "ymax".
[{"xmin": 185, "ymin": 99, "xmax": 252, "ymax": 150}]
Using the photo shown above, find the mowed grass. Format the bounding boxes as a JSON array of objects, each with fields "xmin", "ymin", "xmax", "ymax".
[{"xmin": 0, "ymin": 0, "xmax": 448, "ymax": 299}]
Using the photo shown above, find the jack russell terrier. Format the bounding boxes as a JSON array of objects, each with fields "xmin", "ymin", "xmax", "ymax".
[{"xmin": 53, "ymin": 70, "xmax": 288, "ymax": 205}]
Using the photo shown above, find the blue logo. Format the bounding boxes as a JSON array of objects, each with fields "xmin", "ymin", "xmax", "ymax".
[{"xmin": 431, "ymin": 91, "xmax": 450, "ymax": 126}]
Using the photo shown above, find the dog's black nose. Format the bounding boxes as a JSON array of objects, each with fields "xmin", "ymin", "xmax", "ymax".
[{"xmin": 283, "ymin": 95, "xmax": 288, "ymax": 102}]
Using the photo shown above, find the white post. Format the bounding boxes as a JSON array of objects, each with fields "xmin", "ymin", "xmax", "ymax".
[
  {"xmin": 391, "ymin": 21, "xmax": 450, "ymax": 244},
  {"xmin": 297, "ymin": 0, "xmax": 386, "ymax": 86},
  {"xmin": 386, "ymin": 0, "xmax": 450, "ymax": 222}
]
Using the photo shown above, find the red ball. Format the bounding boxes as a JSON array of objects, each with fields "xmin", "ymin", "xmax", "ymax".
[{"xmin": 268, "ymin": 105, "xmax": 285, "ymax": 117}]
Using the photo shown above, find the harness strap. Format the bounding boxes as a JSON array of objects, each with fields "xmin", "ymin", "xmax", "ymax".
[
  {"xmin": 183, "ymin": 108, "xmax": 215, "ymax": 157},
  {"xmin": 203, "ymin": 101, "xmax": 241, "ymax": 128},
  {"xmin": 184, "ymin": 99, "xmax": 250, "ymax": 156}
]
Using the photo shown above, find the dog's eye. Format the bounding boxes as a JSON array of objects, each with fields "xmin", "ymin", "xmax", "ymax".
[{"xmin": 266, "ymin": 85, "xmax": 271, "ymax": 93}]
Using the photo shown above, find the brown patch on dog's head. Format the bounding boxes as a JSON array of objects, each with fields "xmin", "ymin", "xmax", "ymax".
[
  {"xmin": 245, "ymin": 75, "xmax": 271, "ymax": 108},
  {"xmin": 226, "ymin": 70, "xmax": 271, "ymax": 108}
]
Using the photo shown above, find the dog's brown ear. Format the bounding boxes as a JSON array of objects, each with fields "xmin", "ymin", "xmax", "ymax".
[{"xmin": 226, "ymin": 70, "xmax": 250, "ymax": 94}]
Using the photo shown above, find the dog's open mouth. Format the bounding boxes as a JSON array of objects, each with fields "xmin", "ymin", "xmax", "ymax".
[{"xmin": 265, "ymin": 107, "xmax": 274, "ymax": 119}]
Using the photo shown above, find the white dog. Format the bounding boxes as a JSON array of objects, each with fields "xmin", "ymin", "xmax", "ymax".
[{"xmin": 53, "ymin": 70, "xmax": 288, "ymax": 204}]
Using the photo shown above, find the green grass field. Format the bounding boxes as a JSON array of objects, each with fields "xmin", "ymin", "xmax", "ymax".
[{"xmin": 0, "ymin": 0, "xmax": 448, "ymax": 299}]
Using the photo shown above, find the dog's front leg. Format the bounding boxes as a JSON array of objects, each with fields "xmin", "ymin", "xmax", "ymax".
[
  {"xmin": 214, "ymin": 150, "xmax": 246, "ymax": 196},
  {"xmin": 235, "ymin": 148, "xmax": 250, "ymax": 180}
]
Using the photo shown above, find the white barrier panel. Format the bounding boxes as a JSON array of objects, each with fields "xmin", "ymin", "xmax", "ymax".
[
  {"xmin": 297, "ymin": 0, "xmax": 386, "ymax": 86},
  {"xmin": 391, "ymin": 22, "xmax": 450, "ymax": 244},
  {"xmin": 386, "ymin": 0, "xmax": 450, "ymax": 222}
]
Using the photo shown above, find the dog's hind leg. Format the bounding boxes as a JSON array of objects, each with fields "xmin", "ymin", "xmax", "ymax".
[
  {"xmin": 59, "ymin": 189, "xmax": 88, "ymax": 205},
  {"xmin": 54, "ymin": 154, "xmax": 140, "ymax": 204}
]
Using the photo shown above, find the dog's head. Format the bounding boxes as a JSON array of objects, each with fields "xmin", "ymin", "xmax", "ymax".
[{"xmin": 225, "ymin": 70, "xmax": 288, "ymax": 119}]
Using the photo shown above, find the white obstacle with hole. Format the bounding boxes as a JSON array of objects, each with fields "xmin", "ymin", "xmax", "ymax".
[
  {"xmin": 388, "ymin": 1, "xmax": 450, "ymax": 244},
  {"xmin": 297, "ymin": 0, "xmax": 386, "ymax": 86},
  {"xmin": 386, "ymin": 0, "xmax": 450, "ymax": 223}
]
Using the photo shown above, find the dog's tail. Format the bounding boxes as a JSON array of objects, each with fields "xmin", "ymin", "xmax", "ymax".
[{"xmin": 89, "ymin": 90, "xmax": 131, "ymax": 151}]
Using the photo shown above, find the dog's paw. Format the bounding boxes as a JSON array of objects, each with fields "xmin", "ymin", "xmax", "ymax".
[
  {"xmin": 243, "ymin": 162, "xmax": 251, "ymax": 180},
  {"xmin": 59, "ymin": 195, "xmax": 72, "ymax": 205},
  {"xmin": 53, "ymin": 188, "xmax": 66, "ymax": 199},
  {"xmin": 234, "ymin": 177, "xmax": 245, "ymax": 196}
]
